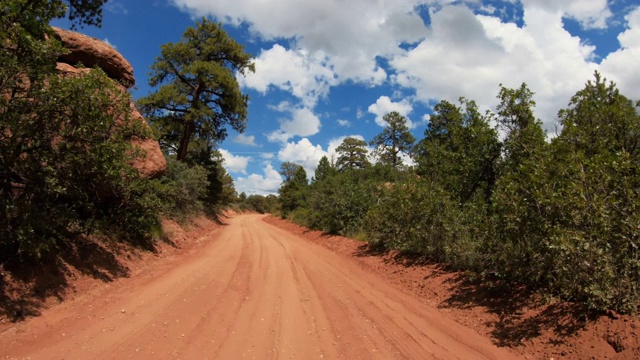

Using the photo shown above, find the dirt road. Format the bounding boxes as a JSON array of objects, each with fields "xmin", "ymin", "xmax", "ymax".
[{"xmin": 0, "ymin": 214, "xmax": 519, "ymax": 359}]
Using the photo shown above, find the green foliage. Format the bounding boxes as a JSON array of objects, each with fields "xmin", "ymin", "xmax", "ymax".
[
  {"xmin": 0, "ymin": 0, "xmax": 166, "ymax": 261},
  {"xmin": 364, "ymin": 177, "xmax": 483, "ymax": 270},
  {"xmin": 279, "ymin": 161, "xmax": 302, "ymax": 182},
  {"xmin": 138, "ymin": 18, "xmax": 254, "ymax": 161},
  {"xmin": 153, "ymin": 158, "xmax": 209, "ymax": 221},
  {"xmin": 234, "ymin": 193, "xmax": 279, "ymax": 214},
  {"xmin": 369, "ymin": 112, "xmax": 415, "ymax": 170},
  {"xmin": 360, "ymin": 78, "xmax": 640, "ymax": 313},
  {"xmin": 313, "ymin": 155, "xmax": 337, "ymax": 183},
  {"xmin": 288, "ymin": 207, "xmax": 314, "ymax": 228},
  {"xmin": 139, "ymin": 18, "xmax": 252, "ymax": 213},
  {"xmin": 541, "ymin": 73, "xmax": 640, "ymax": 313},
  {"xmin": 307, "ymin": 169, "xmax": 376, "ymax": 235},
  {"xmin": 416, "ymin": 98, "xmax": 500, "ymax": 205},
  {"xmin": 485, "ymin": 83, "xmax": 550, "ymax": 284},
  {"xmin": 184, "ymin": 148, "xmax": 236, "ymax": 211},
  {"xmin": 0, "ymin": 66, "xmax": 157, "ymax": 259},
  {"xmin": 278, "ymin": 163, "xmax": 308, "ymax": 216},
  {"xmin": 335, "ymin": 137, "xmax": 370, "ymax": 170},
  {"xmin": 65, "ymin": 0, "xmax": 109, "ymax": 28}
]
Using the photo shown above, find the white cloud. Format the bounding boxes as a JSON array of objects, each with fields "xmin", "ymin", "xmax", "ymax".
[
  {"xmin": 391, "ymin": 4, "xmax": 598, "ymax": 130},
  {"xmin": 267, "ymin": 105, "xmax": 321, "ymax": 143},
  {"xmin": 232, "ymin": 133, "xmax": 258, "ymax": 146},
  {"xmin": 521, "ymin": 0, "xmax": 612, "ymax": 29},
  {"xmin": 337, "ymin": 119, "xmax": 351, "ymax": 127},
  {"xmin": 281, "ymin": 108, "xmax": 321, "ymax": 136},
  {"xmin": 367, "ymin": 96, "xmax": 415, "ymax": 128},
  {"xmin": 219, "ymin": 149, "xmax": 250, "ymax": 174},
  {"xmin": 600, "ymin": 6, "xmax": 640, "ymax": 100},
  {"xmin": 266, "ymin": 130, "xmax": 292, "ymax": 143},
  {"xmin": 277, "ymin": 138, "xmax": 327, "ymax": 176},
  {"xmin": 235, "ymin": 163, "xmax": 283, "ymax": 195},
  {"xmin": 240, "ymin": 44, "xmax": 337, "ymax": 107},
  {"xmin": 172, "ymin": 0, "xmax": 427, "ymax": 88},
  {"xmin": 172, "ymin": 0, "xmax": 636, "ymax": 134}
]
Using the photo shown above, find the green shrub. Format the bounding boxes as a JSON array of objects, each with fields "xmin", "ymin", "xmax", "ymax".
[
  {"xmin": 288, "ymin": 207, "xmax": 314, "ymax": 228},
  {"xmin": 155, "ymin": 158, "xmax": 209, "ymax": 221},
  {"xmin": 0, "ymin": 67, "xmax": 158, "ymax": 259},
  {"xmin": 365, "ymin": 178, "xmax": 483, "ymax": 270},
  {"xmin": 308, "ymin": 170, "xmax": 376, "ymax": 236}
]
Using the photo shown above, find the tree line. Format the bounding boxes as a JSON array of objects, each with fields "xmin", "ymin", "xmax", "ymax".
[{"xmin": 278, "ymin": 76, "xmax": 640, "ymax": 314}]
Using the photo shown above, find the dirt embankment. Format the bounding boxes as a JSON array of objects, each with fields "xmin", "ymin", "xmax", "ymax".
[
  {"xmin": 0, "ymin": 213, "xmax": 638, "ymax": 359},
  {"xmin": 0, "ymin": 214, "xmax": 225, "ymax": 332}
]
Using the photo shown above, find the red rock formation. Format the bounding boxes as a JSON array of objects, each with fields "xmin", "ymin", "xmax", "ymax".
[
  {"xmin": 128, "ymin": 105, "xmax": 167, "ymax": 179},
  {"xmin": 53, "ymin": 27, "xmax": 135, "ymax": 88},
  {"xmin": 53, "ymin": 29, "xmax": 166, "ymax": 178}
]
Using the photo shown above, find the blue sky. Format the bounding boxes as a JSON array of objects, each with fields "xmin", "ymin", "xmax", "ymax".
[{"xmin": 54, "ymin": 0, "xmax": 640, "ymax": 195}]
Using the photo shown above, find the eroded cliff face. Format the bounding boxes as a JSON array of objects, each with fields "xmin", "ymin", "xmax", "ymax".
[{"xmin": 53, "ymin": 27, "xmax": 166, "ymax": 178}]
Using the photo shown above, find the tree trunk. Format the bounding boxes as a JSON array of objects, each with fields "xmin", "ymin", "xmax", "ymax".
[{"xmin": 177, "ymin": 120, "xmax": 195, "ymax": 161}]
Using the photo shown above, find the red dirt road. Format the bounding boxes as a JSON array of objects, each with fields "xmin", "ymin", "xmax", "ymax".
[{"xmin": 0, "ymin": 214, "xmax": 519, "ymax": 359}]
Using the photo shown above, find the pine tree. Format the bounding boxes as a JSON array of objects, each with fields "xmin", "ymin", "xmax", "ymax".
[
  {"xmin": 369, "ymin": 112, "xmax": 415, "ymax": 170},
  {"xmin": 138, "ymin": 19, "xmax": 254, "ymax": 161},
  {"xmin": 335, "ymin": 137, "xmax": 370, "ymax": 170}
]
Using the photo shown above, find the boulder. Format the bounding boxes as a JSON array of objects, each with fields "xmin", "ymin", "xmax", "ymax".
[
  {"xmin": 54, "ymin": 31, "xmax": 166, "ymax": 178},
  {"xmin": 128, "ymin": 104, "xmax": 167, "ymax": 179},
  {"xmin": 53, "ymin": 27, "xmax": 135, "ymax": 88}
]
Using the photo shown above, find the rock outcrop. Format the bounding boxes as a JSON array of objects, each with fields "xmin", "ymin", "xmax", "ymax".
[
  {"xmin": 53, "ymin": 27, "xmax": 135, "ymax": 88},
  {"xmin": 53, "ymin": 28, "xmax": 166, "ymax": 179}
]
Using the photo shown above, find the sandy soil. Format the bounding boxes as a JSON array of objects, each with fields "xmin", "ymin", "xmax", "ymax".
[{"xmin": 0, "ymin": 214, "xmax": 519, "ymax": 359}]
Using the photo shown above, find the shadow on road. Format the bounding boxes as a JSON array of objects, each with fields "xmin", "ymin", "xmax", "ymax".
[
  {"xmin": 352, "ymin": 242, "xmax": 605, "ymax": 348},
  {"xmin": 439, "ymin": 275, "xmax": 605, "ymax": 347},
  {"xmin": 0, "ymin": 236, "xmax": 130, "ymax": 323},
  {"xmin": 0, "ymin": 212, "xmax": 227, "ymax": 324}
]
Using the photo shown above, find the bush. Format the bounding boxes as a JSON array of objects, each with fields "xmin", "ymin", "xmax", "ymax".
[
  {"xmin": 307, "ymin": 170, "xmax": 376, "ymax": 236},
  {"xmin": 0, "ymin": 67, "xmax": 158, "ymax": 259},
  {"xmin": 154, "ymin": 157, "xmax": 210, "ymax": 221},
  {"xmin": 365, "ymin": 178, "xmax": 483, "ymax": 270}
]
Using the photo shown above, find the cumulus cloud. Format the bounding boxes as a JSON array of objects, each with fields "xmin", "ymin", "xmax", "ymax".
[
  {"xmin": 367, "ymin": 96, "xmax": 415, "ymax": 128},
  {"xmin": 521, "ymin": 0, "xmax": 612, "ymax": 29},
  {"xmin": 235, "ymin": 163, "xmax": 283, "ymax": 195},
  {"xmin": 171, "ymin": 0, "xmax": 427, "ymax": 89},
  {"xmin": 281, "ymin": 108, "xmax": 321, "ymax": 136},
  {"xmin": 600, "ymin": 6, "xmax": 640, "ymax": 100},
  {"xmin": 219, "ymin": 149, "xmax": 250, "ymax": 174},
  {"xmin": 391, "ymin": 4, "xmax": 598, "ymax": 130},
  {"xmin": 240, "ymin": 45, "xmax": 337, "ymax": 107},
  {"xmin": 171, "ymin": 0, "xmax": 636, "ymax": 134},
  {"xmin": 267, "ymin": 105, "xmax": 321, "ymax": 143},
  {"xmin": 266, "ymin": 130, "xmax": 292, "ymax": 143},
  {"xmin": 277, "ymin": 138, "xmax": 328, "ymax": 176},
  {"xmin": 232, "ymin": 133, "xmax": 258, "ymax": 146}
]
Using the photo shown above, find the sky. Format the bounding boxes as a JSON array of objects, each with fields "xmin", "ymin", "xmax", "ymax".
[{"xmin": 53, "ymin": 0, "xmax": 640, "ymax": 195}]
